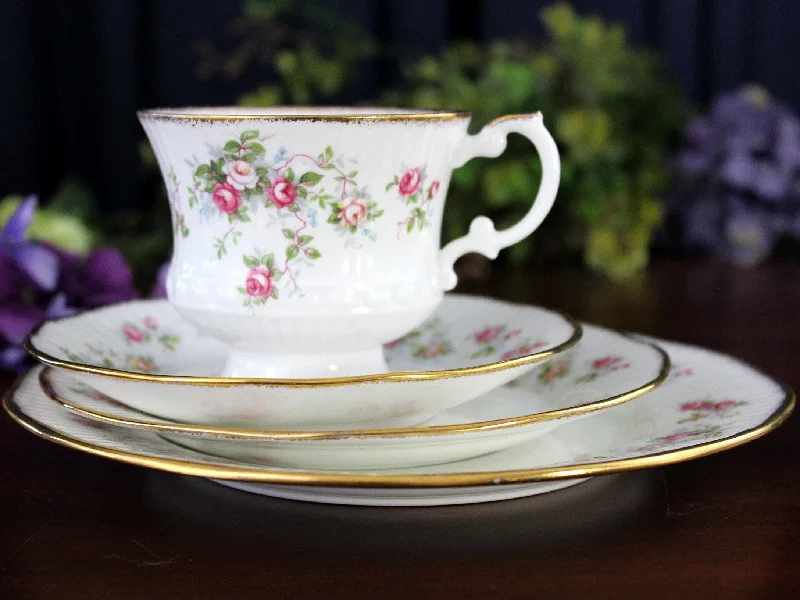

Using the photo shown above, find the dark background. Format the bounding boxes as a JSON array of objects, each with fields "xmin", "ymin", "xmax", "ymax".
[{"xmin": 3, "ymin": 0, "xmax": 800, "ymax": 211}]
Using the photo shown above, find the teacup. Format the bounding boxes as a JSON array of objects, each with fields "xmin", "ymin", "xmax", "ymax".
[{"xmin": 138, "ymin": 107, "xmax": 560, "ymax": 378}]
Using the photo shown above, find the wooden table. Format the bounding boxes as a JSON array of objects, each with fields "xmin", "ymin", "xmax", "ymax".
[{"xmin": 1, "ymin": 259, "xmax": 798, "ymax": 599}]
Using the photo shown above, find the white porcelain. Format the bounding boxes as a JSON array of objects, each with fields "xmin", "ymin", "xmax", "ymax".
[
  {"xmin": 26, "ymin": 295, "xmax": 579, "ymax": 429},
  {"xmin": 7, "ymin": 338, "xmax": 793, "ymax": 506},
  {"xmin": 138, "ymin": 107, "xmax": 561, "ymax": 378},
  {"xmin": 40, "ymin": 324, "xmax": 667, "ymax": 469}
]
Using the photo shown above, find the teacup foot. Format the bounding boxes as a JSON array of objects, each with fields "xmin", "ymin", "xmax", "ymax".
[{"xmin": 221, "ymin": 346, "xmax": 389, "ymax": 379}]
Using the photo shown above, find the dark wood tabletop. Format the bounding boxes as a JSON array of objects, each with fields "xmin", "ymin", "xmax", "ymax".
[{"xmin": 1, "ymin": 259, "xmax": 798, "ymax": 600}]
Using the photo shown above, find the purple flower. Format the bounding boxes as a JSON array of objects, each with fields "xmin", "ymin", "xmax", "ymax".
[
  {"xmin": 670, "ymin": 85, "xmax": 800, "ymax": 264},
  {"xmin": 0, "ymin": 196, "xmax": 59, "ymax": 293},
  {"xmin": 0, "ymin": 196, "xmax": 139, "ymax": 372}
]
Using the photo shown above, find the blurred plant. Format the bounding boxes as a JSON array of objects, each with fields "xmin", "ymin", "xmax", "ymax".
[
  {"xmin": 196, "ymin": 0, "xmax": 375, "ymax": 106},
  {"xmin": 0, "ymin": 196, "xmax": 138, "ymax": 372},
  {"xmin": 382, "ymin": 3, "xmax": 686, "ymax": 277},
  {"xmin": 669, "ymin": 85, "xmax": 800, "ymax": 265}
]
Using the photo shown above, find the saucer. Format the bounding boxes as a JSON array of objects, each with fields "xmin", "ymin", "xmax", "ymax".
[
  {"xmin": 25, "ymin": 295, "xmax": 580, "ymax": 429},
  {"xmin": 5, "ymin": 337, "xmax": 793, "ymax": 505},
  {"xmin": 39, "ymin": 324, "xmax": 668, "ymax": 469}
]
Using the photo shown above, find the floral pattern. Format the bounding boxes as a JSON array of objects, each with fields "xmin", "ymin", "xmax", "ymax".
[
  {"xmin": 537, "ymin": 359, "xmax": 569, "ymax": 384},
  {"xmin": 386, "ymin": 320, "xmax": 546, "ymax": 363},
  {"xmin": 386, "ymin": 165, "xmax": 440, "ymax": 235},
  {"xmin": 677, "ymin": 399, "xmax": 747, "ymax": 424},
  {"xmin": 574, "ymin": 355, "xmax": 631, "ymax": 384},
  {"xmin": 183, "ymin": 130, "xmax": 385, "ymax": 301},
  {"xmin": 56, "ymin": 316, "xmax": 179, "ymax": 374}
]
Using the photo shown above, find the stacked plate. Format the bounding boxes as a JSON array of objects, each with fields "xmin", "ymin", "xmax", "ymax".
[{"xmin": 4, "ymin": 293, "xmax": 794, "ymax": 506}]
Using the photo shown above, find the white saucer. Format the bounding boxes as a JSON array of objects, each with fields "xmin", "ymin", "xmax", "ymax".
[
  {"xmin": 5, "ymin": 337, "xmax": 793, "ymax": 505},
  {"xmin": 25, "ymin": 295, "xmax": 580, "ymax": 429},
  {"xmin": 40, "ymin": 324, "xmax": 667, "ymax": 469}
]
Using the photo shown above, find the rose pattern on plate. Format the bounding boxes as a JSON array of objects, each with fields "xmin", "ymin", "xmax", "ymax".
[
  {"xmin": 574, "ymin": 355, "xmax": 631, "ymax": 384},
  {"xmin": 386, "ymin": 165, "xmax": 440, "ymax": 236},
  {"xmin": 637, "ymin": 425, "xmax": 722, "ymax": 453},
  {"xmin": 56, "ymin": 317, "xmax": 179, "ymax": 373},
  {"xmin": 677, "ymin": 399, "xmax": 748, "ymax": 424},
  {"xmin": 68, "ymin": 385, "xmax": 129, "ymax": 409},
  {"xmin": 537, "ymin": 359, "xmax": 569, "ymax": 384},
  {"xmin": 183, "ymin": 131, "xmax": 383, "ymax": 301},
  {"xmin": 121, "ymin": 317, "xmax": 180, "ymax": 351},
  {"xmin": 470, "ymin": 326, "xmax": 523, "ymax": 358}
]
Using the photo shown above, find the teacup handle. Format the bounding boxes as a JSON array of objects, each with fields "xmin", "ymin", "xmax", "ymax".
[{"xmin": 438, "ymin": 112, "xmax": 561, "ymax": 290}]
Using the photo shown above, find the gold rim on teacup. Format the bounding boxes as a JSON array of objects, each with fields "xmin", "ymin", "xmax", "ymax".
[
  {"xmin": 3, "ymin": 376, "xmax": 794, "ymax": 487},
  {"xmin": 36, "ymin": 338, "xmax": 669, "ymax": 441},
  {"xmin": 23, "ymin": 308, "xmax": 583, "ymax": 388},
  {"xmin": 137, "ymin": 106, "xmax": 472, "ymax": 123}
]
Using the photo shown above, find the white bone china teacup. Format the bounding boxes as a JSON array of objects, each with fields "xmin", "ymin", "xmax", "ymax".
[{"xmin": 138, "ymin": 107, "xmax": 561, "ymax": 378}]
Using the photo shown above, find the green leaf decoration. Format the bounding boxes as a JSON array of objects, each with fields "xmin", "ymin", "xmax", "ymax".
[
  {"xmin": 246, "ymin": 142, "xmax": 265, "ymax": 155},
  {"xmin": 272, "ymin": 270, "xmax": 282, "ymax": 281},
  {"xmin": 237, "ymin": 286, "xmax": 246, "ymax": 294},
  {"xmin": 241, "ymin": 153, "xmax": 256, "ymax": 163},
  {"xmin": 323, "ymin": 163, "xmax": 336, "ymax": 170},
  {"xmin": 297, "ymin": 186, "xmax": 308, "ymax": 198},
  {"xmin": 286, "ymin": 245, "xmax": 300, "ymax": 260},
  {"xmin": 285, "ymin": 168, "xmax": 295, "ymax": 183},
  {"xmin": 264, "ymin": 199, "xmax": 274, "ymax": 208},
  {"xmin": 243, "ymin": 298, "xmax": 250, "ymax": 307},
  {"xmin": 407, "ymin": 218, "xmax": 415, "ymax": 233},
  {"xmin": 282, "ymin": 228, "xmax": 296, "ymax": 240},
  {"xmin": 224, "ymin": 140, "xmax": 241, "ymax": 153},
  {"xmin": 385, "ymin": 182, "xmax": 396, "ymax": 192},
  {"xmin": 327, "ymin": 213, "xmax": 340, "ymax": 224},
  {"xmin": 265, "ymin": 253, "xmax": 275, "ymax": 268},
  {"xmin": 287, "ymin": 204, "xmax": 301, "ymax": 213},
  {"xmin": 195, "ymin": 164, "xmax": 210, "ymax": 177},
  {"xmin": 181, "ymin": 225, "xmax": 190, "ymax": 238},
  {"xmin": 349, "ymin": 225, "xmax": 357, "ymax": 234},
  {"xmin": 305, "ymin": 248, "xmax": 321, "ymax": 259},
  {"xmin": 298, "ymin": 234, "xmax": 313, "ymax": 244},
  {"xmin": 325, "ymin": 146, "xmax": 333, "ymax": 160},
  {"xmin": 240, "ymin": 130, "xmax": 259, "ymax": 142},
  {"xmin": 317, "ymin": 153, "xmax": 324, "ymax": 163},
  {"xmin": 373, "ymin": 209, "xmax": 384, "ymax": 218},
  {"xmin": 243, "ymin": 255, "xmax": 259, "ymax": 268},
  {"xmin": 270, "ymin": 288, "xmax": 279, "ymax": 300},
  {"xmin": 255, "ymin": 166, "xmax": 267, "ymax": 176},
  {"xmin": 348, "ymin": 171, "xmax": 358, "ymax": 178},
  {"xmin": 299, "ymin": 172, "xmax": 324, "ymax": 186}
]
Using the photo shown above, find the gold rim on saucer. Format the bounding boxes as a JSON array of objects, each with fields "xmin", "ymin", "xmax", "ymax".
[
  {"xmin": 24, "ymin": 305, "xmax": 583, "ymax": 388},
  {"xmin": 3, "ymin": 376, "xmax": 794, "ymax": 487},
  {"xmin": 137, "ymin": 107, "xmax": 471, "ymax": 123},
  {"xmin": 37, "ymin": 337, "xmax": 670, "ymax": 441}
]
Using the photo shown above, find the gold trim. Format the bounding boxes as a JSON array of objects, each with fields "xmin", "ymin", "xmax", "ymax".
[
  {"xmin": 3, "ymin": 371, "xmax": 794, "ymax": 487},
  {"xmin": 24, "ymin": 300, "xmax": 582, "ymax": 388},
  {"xmin": 37, "ymin": 336, "xmax": 670, "ymax": 441},
  {"xmin": 137, "ymin": 107, "xmax": 471, "ymax": 123}
]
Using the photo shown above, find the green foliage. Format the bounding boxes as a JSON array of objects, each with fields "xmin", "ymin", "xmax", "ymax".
[
  {"xmin": 383, "ymin": 3, "xmax": 687, "ymax": 276},
  {"xmin": 196, "ymin": 0, "xmax": 375, "ymax": 106}
]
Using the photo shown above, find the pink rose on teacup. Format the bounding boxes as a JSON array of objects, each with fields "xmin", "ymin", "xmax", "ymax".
[
  {"xmin": 475, "ymin": 326, "xmax": 502, "ymax": 343},
  {"xmin": 212, "ymin": 182, "xmax": 242, "ymax": 214},
  {"xmin": 541, "ymin": 361, "xmax": 567, "ymax": 382},
  {"xmin": 122, "ymin": 324, "xmax": 145, "ymax": 342},
  {"xmin": 338, "ymin": 197, "xmax": 368, "ymax": 226},
  {"xmin": 398, "ymin": 167, "xmax": 421, "ymax": 196},
  {"xmin": 223, "ymin": 160, "xmax": 259, "ymax": 190},
  {"xmin": 245, "ymin": 266, "xmax": 273, "ymax": 298},
  {"xmin": 428, "ymin": 180, "xmax": 440, "ymax": 199},
  {"xmin": 143, "ymin": 316, "xmax": 158, "ymax": 329},
  {"xmin": 268, "ymin": 176, "xmax": 297, "ymax": 208},
  {"xmin": 714, "ymin": 400, "xmax": 738, "ymax": 410}
]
